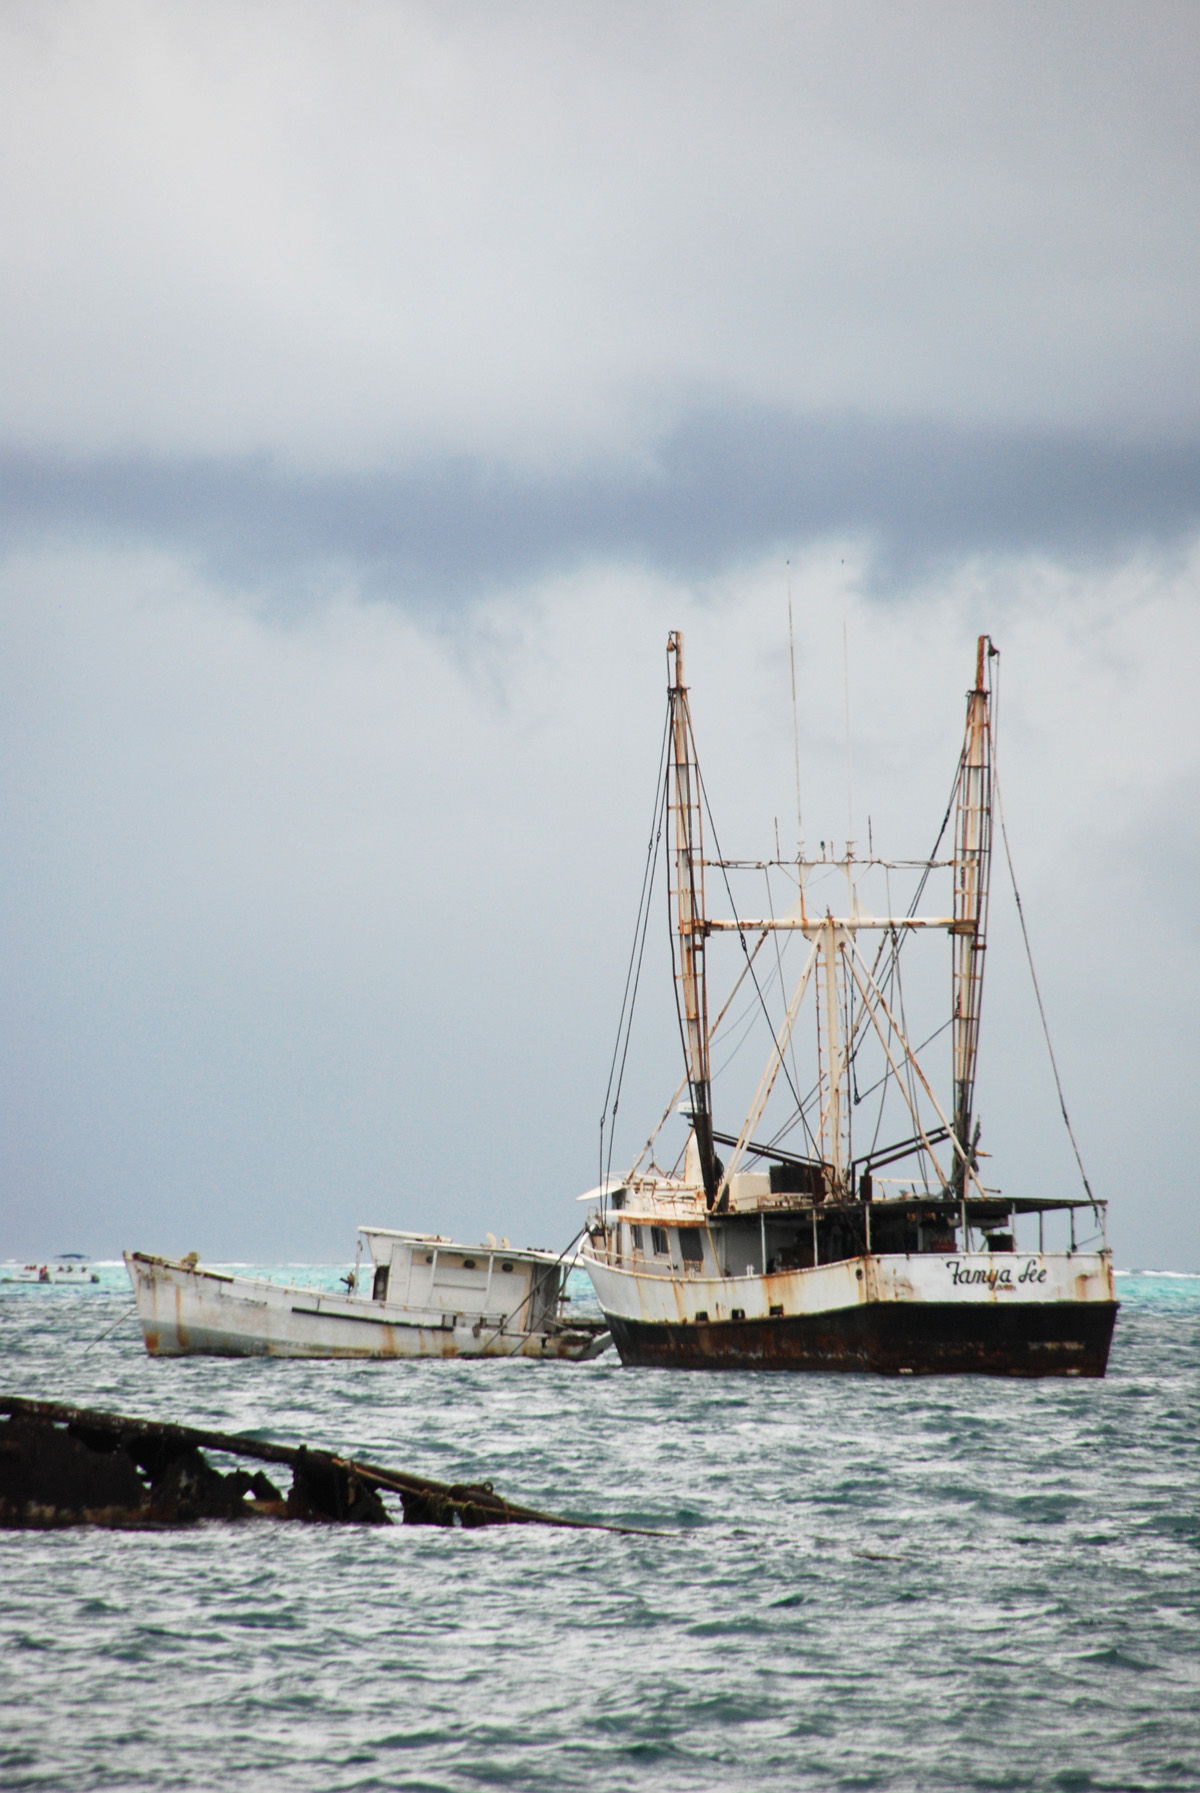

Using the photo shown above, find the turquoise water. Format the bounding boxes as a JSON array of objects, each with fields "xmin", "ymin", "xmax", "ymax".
[{"xmin": 1, "ymin": 1269, "xmax": 1197, "ymax": 1791}]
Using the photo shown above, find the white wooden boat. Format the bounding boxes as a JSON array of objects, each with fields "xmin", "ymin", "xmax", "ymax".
[
  {"xmin": 125, "ymin": 1229, "xmax": 610, "ymax": 1360},
  {"xmin": 579, "ymin": 632, "xmax": 1117, "ymax": 1376}
]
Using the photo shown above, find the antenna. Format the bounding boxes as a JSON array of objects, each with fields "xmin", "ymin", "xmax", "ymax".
[
  {"xmin": 841, "ymin": 603, "xmax": 854, "ymax": 850},
  {"xmin": 787, "ymin": 565, "xmax": 803, "ymax": 857}
]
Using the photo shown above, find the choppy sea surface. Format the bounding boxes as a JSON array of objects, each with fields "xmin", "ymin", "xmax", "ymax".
[{"xmin": 1, "ymin": 1266, "xmax": 1198, "ymax": 1793}]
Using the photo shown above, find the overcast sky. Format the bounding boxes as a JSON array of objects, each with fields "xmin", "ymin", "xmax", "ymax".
[{"xmin": 2, "ymin": 1, "xmax": 1197, "ymax": 1270}]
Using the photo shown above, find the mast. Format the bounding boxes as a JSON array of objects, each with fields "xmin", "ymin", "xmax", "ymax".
[
  {"xmin": 950, "ymin": 635, "xmax": 994, "ymax": 1196},
  {"xmin": 666, "ymin": 632, "xmax": 720, "ymax": 1206},
  {"xmin": 819, "ymin": 918, "xmax": 846, "ymax": 1197}
]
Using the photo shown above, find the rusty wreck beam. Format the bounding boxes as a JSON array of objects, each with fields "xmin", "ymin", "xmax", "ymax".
[{"xmin": 0, "ymin": 1395, "xmax": 660, "ymax": 1537}]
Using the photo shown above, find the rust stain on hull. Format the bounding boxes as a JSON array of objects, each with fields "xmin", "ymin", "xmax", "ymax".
[{"xmin": 609, "ymin": 1299, "xmax": 1119, "ymax": 1377}]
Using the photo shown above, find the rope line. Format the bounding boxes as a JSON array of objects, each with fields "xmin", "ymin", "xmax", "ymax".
[
  {"xmin": 993, "ymin": 765, "xmax": 1095, "ymax": 1204},
  {"xmin": 694, "ymin": 762, "xmax": 809, "ymax": 1132},
  {"xmin": 474, "ymin": 1227, "xmax": 587, "ymax": 1355},
  {"xmin": 84, "ymin": 1301, "xmax": 137, "ymax": 1354},
  {"xmin": 599, "ymin": 704, "xmax": 672, "ymax": 1193}
]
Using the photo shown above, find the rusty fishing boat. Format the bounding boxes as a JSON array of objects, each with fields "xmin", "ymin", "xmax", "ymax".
[
  {"xmin": 579, "ymin": 632, "xmax": 1117, "ymax": 1376},
  {"xmin": 126, "ymin": 1229, "xmax": 609, "ymax": 1360}
]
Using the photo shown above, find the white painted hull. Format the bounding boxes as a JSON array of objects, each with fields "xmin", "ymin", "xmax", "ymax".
[
  {"xmin": 1, "ymin": 1261, "xmax": 100, "ymax": 1285},
  {"xmin": 582, "ymin": 1248, "xmax": 1117, "ymax": 1375},
  {"xmin": 125, "ymin": 1254, "xmax": 610, "ymax": 1361}
]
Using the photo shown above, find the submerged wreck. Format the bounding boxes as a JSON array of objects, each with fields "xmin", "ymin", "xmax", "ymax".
[{"xmin": 0, "ymin": 1396, "xmax": 640, "ymax": 1533}]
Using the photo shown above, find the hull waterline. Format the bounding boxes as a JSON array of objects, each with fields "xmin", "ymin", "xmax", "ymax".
[{"xmin": 608, "ymin": 1297, "xmax": 1117, "ymax": 1375}]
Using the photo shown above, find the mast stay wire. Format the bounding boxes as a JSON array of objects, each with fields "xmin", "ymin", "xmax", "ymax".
[
  {"xmin": 709, "ymin": 740, "xmax": 968, "ymax": 1183},
  {"xmin": 989, "ymin": 654, "xmax": 1096, "ymax": 1206},
  {"xmin": 599, "ymin": 703, "xmax": 672, "ymax": 1196},
  {"xmin": 693, "ymin": 757, "xmax": 820, "ymax": 1162},
  {"xmin": 695, "ymin": 770, "xmax": 942, "ymax": 1176},
  {"xmin": 837, "ymin": 740, "xmax": 969, "ymax": 1175},
  {"xmin": 711, "ymin": 953, "xmax": 787, "ymax": 1079},
  {"xmin": 858, "ymin": 868, "xmax": 900, "ymax": 1164},
  {"xmin": 671, "ymin": 672, "xmax": 968, "ymax": 1197},
  {"xmin": 765, "ymin": 863, "xmax": 806, "ymax": 1102},
  {"xmin": 758, "ymin": 746, "xmax": 966, "ymax": 1179},
  {"xmin": 629, "ymin": 931, "xmax": 773, "ymax": 1182},
  {"xmin": 854, "ymin": 1014, "xmax": 953, "ymax": 1110},
  {"xmin": 747, "ymin": 932, "xmax": 924, "ymax": 1171}
]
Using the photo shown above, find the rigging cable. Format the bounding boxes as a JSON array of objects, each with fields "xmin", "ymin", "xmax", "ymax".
[
  {"xmin": 765, "ymin": 863, "xmax": 806, "ymax": 1106},
  {"xmin": 599, "ymin": 703, "xmax": 672, "ymax": 1195},
  {"xmin": 476, "ymin": 1227, "xmax": 586, "ymax": 1354},
  {"xmin": 693, "ymin": 758, "xmax": 820, "ymax": 1163},
  {"xmin": 728, "ymin": 746, "xmax": 966, "ymax": 1182},
  {"xmin": 629, "ymin": 932, "xmax": 773, "ymax": 1182},
  {"xmin": 859, "ymin": 868, "xmax": 899, "ymax": 1163},
  {"xmin": 695, "ymin": 766, "xmax": 808, "ymax": 1123},
  {"xmin": 989, "ymin": 658, "xmax": 1095, "ymax": 1204},
  {"xmin": 841, "ymin": 741, "xmax": 969, "ymax": 1186}
]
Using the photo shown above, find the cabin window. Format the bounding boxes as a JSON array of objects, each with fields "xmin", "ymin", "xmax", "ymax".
[
  {"xmin": 679, "ymin": 1230, "xmax": 704, "ymax": 1264},
  {"xmin": 630, "ymin": 1225, "xmax": 643, "ymax": 1252},
  {"xmin": 501, "ymin": 1262, "xmax": 515, "ymax": 1273},
  {"xmin": 372, "ymin": 1265, "xmax": 390, "ymax": 1302},
  {"xmin": 462, "ymin": 1258, "xmax": 476, "ymax": 1270},
  {"xmin": 651, "ymin": 1226, "xmax": 669, "ymax": 1256}
]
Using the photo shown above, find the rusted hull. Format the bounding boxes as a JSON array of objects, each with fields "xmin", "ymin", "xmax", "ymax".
[{"xmin": 608, "ymin": 1298, "xmax": 1118, "ymax": 1376}]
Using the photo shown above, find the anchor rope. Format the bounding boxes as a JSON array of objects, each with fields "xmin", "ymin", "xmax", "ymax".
[{"xmin": 83, "ymin": 1300, "xmax": 137, "ymax": 1354}]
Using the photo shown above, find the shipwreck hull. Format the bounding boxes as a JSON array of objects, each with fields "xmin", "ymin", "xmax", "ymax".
[{"xmin": 608, "ymin": 1297, "xmax": 1118, "ymax": 1376}]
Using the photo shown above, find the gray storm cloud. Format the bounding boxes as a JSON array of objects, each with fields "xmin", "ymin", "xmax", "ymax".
[
  {"xmin": 2, "ymin": 0, "xmax": 1199, "ymax": 468},
  {"xmin": 3, "ymin": 418, "xmax": 1199, "ymax": 597}
]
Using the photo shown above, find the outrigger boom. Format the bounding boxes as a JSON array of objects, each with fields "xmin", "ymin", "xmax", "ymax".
[{"xmin": 705, "ymin": 917, "xmax": 958, "ymax": 930}]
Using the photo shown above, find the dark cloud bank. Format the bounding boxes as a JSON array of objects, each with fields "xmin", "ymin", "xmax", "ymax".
[{"xmin": 4, "ymin": 408, "xmax": 1198, "ymax": 597}]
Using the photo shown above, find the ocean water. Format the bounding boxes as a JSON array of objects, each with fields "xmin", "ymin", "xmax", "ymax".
[{"xmin": 1, "ymin": 1267, "xmax": 1198, "ymax": 1793}]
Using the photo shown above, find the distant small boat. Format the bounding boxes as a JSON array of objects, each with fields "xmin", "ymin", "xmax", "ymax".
[
  {"xmin": 124, "ymin": 1228, "xmax": 611, "ymax": 1360},
  {"xmin": 0, "ymin": 1254, "xmax": 100, "ymax": 1286}
]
